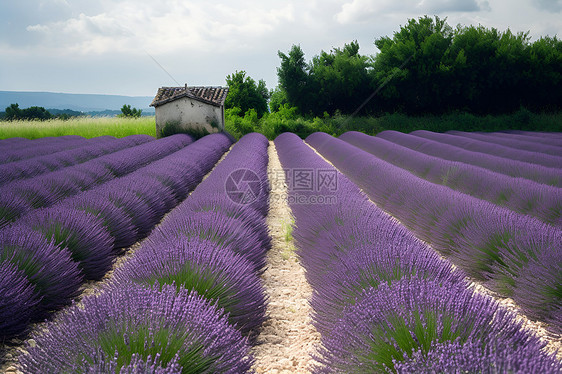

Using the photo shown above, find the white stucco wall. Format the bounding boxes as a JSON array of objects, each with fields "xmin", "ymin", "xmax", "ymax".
[{"xmin": 155, "ymin": 96, "xmax": 224, "ymax": 137}]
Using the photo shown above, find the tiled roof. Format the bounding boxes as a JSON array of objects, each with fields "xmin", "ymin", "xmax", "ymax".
[{"xmin": 150, "ymin": 86, "xmax": 229, "ymax": 107}]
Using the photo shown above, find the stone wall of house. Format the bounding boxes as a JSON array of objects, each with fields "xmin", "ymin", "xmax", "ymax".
[{"xmin": 155, "ymin": 96, "xmax": 224, "ymax": 137}]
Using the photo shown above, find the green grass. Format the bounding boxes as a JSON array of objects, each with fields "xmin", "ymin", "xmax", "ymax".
[{"xmin": 0, "ymin": 116, "xmax": 156, "ymax": 139}]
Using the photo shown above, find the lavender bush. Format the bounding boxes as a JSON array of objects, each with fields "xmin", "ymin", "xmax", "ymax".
[
  {"xmin": 414, "ymin": 130, "xmax": 562, "ymax": 168},
  {"xmin": 20, "ymin": 207, "xmax": 114, "ymax": 280},
  {"xmin": 0, "ymin": 225, "xmax": 82, "ymax": 316},
  {"xmin": 62, "ymin": 194, "xmax": 138, "ymax": 250},
  {"xmin": 394, "ymin": 337, "xmax": 562, "ymax": 374},
  {"xmin": 377, "ymin": 130, "xmax": 562, "ymax": 187},
  {"xmin": 314, "ymin": 279, "xmax": 547, "ymax": 373},
  {"xmin": 110, "ymin": 237, "xmax": 267, "ymax": 336},
  {"xmin": 152, "ymin": 210, "xmax": 269, "ymax": 272},
  {"xmin": 19, "ymin": 284, "xmax": 253, "ymax": 373},
  {"xmin": 0, "ymin": 262, "xmax": 40, "ymax": 338}
]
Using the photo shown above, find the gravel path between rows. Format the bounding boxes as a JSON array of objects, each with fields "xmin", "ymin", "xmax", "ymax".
[{"xmin": 250, "ymin": 141, "xmax": 321, "ymax": 373}]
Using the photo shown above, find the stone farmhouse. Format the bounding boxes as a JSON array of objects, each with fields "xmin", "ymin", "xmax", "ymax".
[{"xmin": 150, "ymin": 85, "xmax": 229, "ymax": 137}]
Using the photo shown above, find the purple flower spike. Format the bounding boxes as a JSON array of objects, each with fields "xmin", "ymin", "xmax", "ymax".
[
  {"xmin": 154, "ymin": 210, "xmax": 269, "ymax": 271},
  {"xmin": 109, "ymin": 237, "xmax": 267, "ymax": 336},
  {"xmin": 21, "ymin": 207, "xmax": 114, "ymax": 280},
  {"xmin": 74, "ymin": 352, "xmax": 182, "ymax": 374},
  {"xmin": 0, "ymin": 262, "xmax": 41, "ymax": 339},
  {"xmin": 0, "ymin": 190, "xmax": 32, "ymax": 229},
  {"xmin": 0, "ymin": 225, "xmax": 82, "ymax": 317},
  {"xmin": 311, "ymin": 242, "xmax": 465, "ymax": 335},
  {"xmin": 394, "ymin": 337, "xmax": 562, "ymax": 374},
  {"xmin": 180, "ymin": 193, "xmax": 270, "ymax": 234},
  {"xmin": 91, "ymin": 186, "xmax": 158, "ymax": 239},
  {"xmin": 62, "ymin": 194, "xmax": 138, "ymax": 250},
  {"xmin": 314, "ymin": 279, "xmax": 542, "ymax": 373},
  {"xmin": 19, "ymin": 284, "xmax": 254, "ymax": 373}
]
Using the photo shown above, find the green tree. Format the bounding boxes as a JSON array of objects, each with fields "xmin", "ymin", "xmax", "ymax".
[
  {"xmin": 277, "ymin": 45, "xmax": 311, "ymax": 114},
  {"xmin": 5, "ymin": 103, "xmax": 22, "ymax": 120},
  {"xmin": 308, "ymin": 41, "xmax": 373, "ymax": 115},
  {"xmin": 268, "ymin": 87, "xmax": 289, "ymax": 112},
  {"xmin": 118, "ymin": 104, "xmax": 142, "ymax": 118},
  {"xmin": 4, "ymin": 103, "xmax": 52, "ymax": 120},
  {"xmin": 23, "ymin": 106, "xmax": 52, "ymax": 120},
  {"xmin": 225, "ymin": 70, "xmax": 269, "ymax": 117},
  {"xmin": 373, "ymin": 16, "xmax": 454, "ymax": 114}
]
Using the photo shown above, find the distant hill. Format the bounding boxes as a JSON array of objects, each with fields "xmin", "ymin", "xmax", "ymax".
[{"xmin": 0, "ymin": 91, "xmax": 155, "ymax": 114}]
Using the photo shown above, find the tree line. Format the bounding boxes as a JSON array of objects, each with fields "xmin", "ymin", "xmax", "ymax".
[
  {"xmin": 226, "ymin": 16, "xmax": 562, "ymax": 118},
  {"xmin": 1, "ymin": 104, "xmax": 143, "ymax": 121}
]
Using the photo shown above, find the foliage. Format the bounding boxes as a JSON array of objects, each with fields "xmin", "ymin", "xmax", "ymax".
[
  {"xmin": 224, "ymin": 106, "xmax": 562, "ymax": 140},
  {"xmin": 118, "ymin": 104, "xmax": 142, "ymax": 118},
  {"xmin": 160, "ymin": 120, "xmax": 210, "ymax": 139},
  {"xmin": 225, "ymin": 70, "xmax": 269, "ymax": 117},
  {"xmin": 275, "ymin": 16, "xmax": 562, "ymax": 116},
  {"xmin": 4, "ymin": 103, "xmax": 52, "ymax": 121}
]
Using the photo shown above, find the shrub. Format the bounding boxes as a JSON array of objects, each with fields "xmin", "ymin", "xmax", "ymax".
[
  {"xmin": 0, "ymin": 262, "xmax": 40, "ymax": 339},
  {"xmin": 110, "ymin": 238, "xmax": 266, "ymax": 336},
  {"xmin": 315, "ymin": 279, "xmax": 540, "ymax": 373},
  {"xmin": 0, "ymin": 225, "xmax": 82, "ymax": 318},
  {"xmin": 21, "ymin": 207, "xmax": 114, "ymax": 280},
  {"xmin": 19, "ymin": 284, "xmax": 253, "ymax": 373}
]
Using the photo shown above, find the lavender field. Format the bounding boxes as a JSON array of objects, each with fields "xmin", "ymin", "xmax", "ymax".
[{"xmin": 0, "ymin": 130, "xmax": 561, "ymax": 373}]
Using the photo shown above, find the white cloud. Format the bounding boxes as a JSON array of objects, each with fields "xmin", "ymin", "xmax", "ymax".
[
  {"xmin": 2, "ymin": 0, "xmax": 561, "ymax": 96},
  {"xmin": 533, "ymin": 0, "xmax": 562, "ymax": 12},
  {"xmin": 19, "ymin": 1, "xmax": 301, "ymax": 55},
  {"xmin": 336, "ymin": 0, "xmax": 489, "ymax": 24}
]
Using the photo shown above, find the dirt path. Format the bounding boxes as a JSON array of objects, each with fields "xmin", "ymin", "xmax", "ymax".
[{"xmin": 250, "ymin": 141, "xmax": 321, "ymax": 373}]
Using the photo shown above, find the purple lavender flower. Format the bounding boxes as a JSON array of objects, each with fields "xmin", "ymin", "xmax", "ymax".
[
  {"xmin": 74, "ymin": 352, "xmax": 182, "ymax": 374},
  {"xmin": 0, "ymin": 262, "xmax": 41, "ymax": 339},
  {"xmin": 311, "ymin": 242, "xmax": 465, "ymax": 335},
  {"xmin": 90, "ymin": 186, "xmax": 158, "ymax": 240},
  {"xmin": 0, "ymin": 190, "xmax": 32, "ymax": 229},
  {"xmin": 109, "ymin": 237, "xmax": 267, "ymax": 336},
  {"xmin": 0, "ymin": 225, "xmax": 82, "ymax": 317},
  {"xmin": 394, "ymin": 335, "xmax": 562, "ymax": 374},
  {"xmin": 19, "ymin": 284, "xmax": 254, "ymax": 373},
  {"xmin": 20, "ymin": 207, "xmax": 114, "ymax": 280},
  {"xmin": 62, "ymin": 194, "xmax": 138, "ymax": 250},
  {"xmin": 153, "ymin": 210, "xmax": 269, "ymax": 272},
  {"xmin": 314, "ymin": 279, "xmax": 542, "ymax": 373}
]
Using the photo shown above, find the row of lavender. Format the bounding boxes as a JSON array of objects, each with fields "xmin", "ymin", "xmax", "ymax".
[
  {"xmin": 413, "ymin": 130, "xmax": 562, "ymax": 167},
  {"xmin": 0, "ymin": 135, "xmax": 99, "ymax": 164},
  {"xmin": 1, "ymin": 134, "xmax": 232, "ymax": 343},
  {"xmin": 340, "ymin": 131, "xmax": 561, "ymax": 226},
  {"xmin": 445, "ymin": 130, "xmax": 562, "ymax": 157},
  {"xmin": 0, "ymin": 134, "xmax": 193, "ymax": 229},
  {"xmin": 307, "ymin": 132, "xmax": 562, "ymax": 334},
  {"xmin": 500, "ymin": 130, "xmax": 562, "ymax": 144},
  {"xmin": 0, "ymin": 134, "xmax": 154, "ymax": 186},
  {"xmin": 275, "ymin": 133, "xmax": 560, "ymax": 373},
  {"xmin": 378, "ymin": 130, "xmax": 562, "ymax": 187},
  {"xmin": 17, "ymin": 133, "xmax": 271, "ymax": 372}
]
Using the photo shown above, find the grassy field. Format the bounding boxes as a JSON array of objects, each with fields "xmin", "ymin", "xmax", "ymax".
[
  {"xmin": 1, "ymin": 109, "xmax": 560, "ymax": 140},
  {"xmin": 0, "ymin": 116, "xmax": 156, "ymax": 139}
]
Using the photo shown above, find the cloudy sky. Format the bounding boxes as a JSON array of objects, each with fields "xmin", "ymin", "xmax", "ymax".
[{"xmin": 1, "ymin": 0, "xmax": 560, "ymax": 96}]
